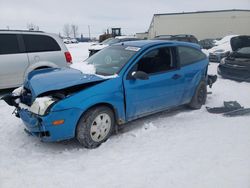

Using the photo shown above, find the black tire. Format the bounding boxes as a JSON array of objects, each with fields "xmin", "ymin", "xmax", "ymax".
[
  {"xmin": 76, "ymin": 106, "xmax": 115, "ymax": 148},
  {"xmin": 188, "ymin": 80, "xmax": 207, "ymax": 109}
]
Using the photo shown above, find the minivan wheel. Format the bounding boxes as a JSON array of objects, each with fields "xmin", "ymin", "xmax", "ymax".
[
  {"xmin": 76, "ymin": 106, "xmax": 115, "ymax": 148},
  {"xmin": 188, "ymin": 81, "xmax": 207, "ymax": 109}
]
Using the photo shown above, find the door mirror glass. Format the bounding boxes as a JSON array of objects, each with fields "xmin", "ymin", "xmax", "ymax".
[{"xmin": 131, "ymin": 71, "xmax": 149, "ymax": 80}]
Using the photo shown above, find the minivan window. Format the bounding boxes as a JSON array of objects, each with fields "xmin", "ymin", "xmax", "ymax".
[
  {"xmin": 178, "ymin": 46, "xmax": 206, "ymax": 66},
  {"xmin": 0, "ymin": 34, "xmax": 20, "ymax": 55},
  {"xmin": 23, "ymin": 34, "xmax": 61, "ymax": 53}
]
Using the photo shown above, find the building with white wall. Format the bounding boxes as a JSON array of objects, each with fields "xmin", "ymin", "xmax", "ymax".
[{"xmin": 138, "ymin": 9, "xmax": 250, "ymax": 40}]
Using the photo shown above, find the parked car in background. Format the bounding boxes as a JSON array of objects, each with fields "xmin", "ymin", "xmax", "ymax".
[
  {"xmin": 63, "ymin": 38, "xmax": 78, "ymax": 44},
  {"xmin": 198, "ymin": 39, "xmax": 216, "ymax": 49},
  {"xmin": 218, "ymin": 35, "xmax": 250, "ymax": 82},
  {"xmin": 3, "ymin": 40, "xmax": 211, "ymax": 148},
  {"xmin": 88, "ymin": 36, "xmax": 140, "ymax": 56},
  {"xmin": 208, "ymin": 35, "xmax": 238, "ymax": 62},
  {"xmin": 0, "ymin": 30, "xmax": 72, "ymax": 89},
  {"xmin": 154, "ymin": 34, "xmax": 199, "ymax": 44}
]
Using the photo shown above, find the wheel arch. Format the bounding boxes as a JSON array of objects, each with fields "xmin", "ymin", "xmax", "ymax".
[{"xmin": 74, "ymin": 102, "xmax": 121, "ymax": 137}]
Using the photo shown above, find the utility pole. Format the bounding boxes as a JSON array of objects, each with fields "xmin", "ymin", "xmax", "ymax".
[{"xmin": 88, "ymin": 25, "xmax": 91, "ymax": 40}]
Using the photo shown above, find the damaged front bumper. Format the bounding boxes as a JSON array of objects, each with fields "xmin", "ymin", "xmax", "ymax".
[
  {"xmin": 18, "ymin": 107, "xmax": 83, "ymax": 142},
  {"xmin": 2, "ymin": 93, "xmax": 83, "ymax": 142}
]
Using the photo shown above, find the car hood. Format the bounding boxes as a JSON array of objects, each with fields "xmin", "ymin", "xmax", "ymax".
[
  {"xmin": 24, "ymin": 68, "xmax": 106, "ymax": 99},
  {"xmin": 230, "ymin": 35, "xmax": 250, "ymax": 51}
]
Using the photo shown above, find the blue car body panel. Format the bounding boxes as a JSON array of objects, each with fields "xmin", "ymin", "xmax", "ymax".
[
  {"xmin": 17, "ymin": 40, "xmax": 209, "ymax": 142},
  {"xmin": 19, "ymin": 108, "xmax": 84, "ymax": 141}
]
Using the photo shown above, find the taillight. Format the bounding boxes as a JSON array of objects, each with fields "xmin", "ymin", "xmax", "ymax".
[{"xmin": 64, "ymin": 52, "xmax": 72, "ymax": 64}]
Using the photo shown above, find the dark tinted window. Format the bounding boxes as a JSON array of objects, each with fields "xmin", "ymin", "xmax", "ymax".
[
  {"xmin": 189, "ymin": 38, "xmax": 198, "ymax": 44},
  {"xmin": 0, "ymin": 34, "xmax": 20, "ymax": 55},
  {"xmin": 23, "ymin": 34, "xmax": 61, "ymax": 53},
  {"xmin": 137, "ymin": 47, "xmax": 175, "ymax": 74},
  {"xmin": 178, "ymin": 46, "xmax": 206, "ymax": 66}
]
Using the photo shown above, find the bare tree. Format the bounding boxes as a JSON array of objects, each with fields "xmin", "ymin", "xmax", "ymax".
[
  {"xmin": 63, "ymin": 24, "xmax": 71, "ymax": 38},
  {"xmin": 71, "ymin": 24, "xmax": 79, "ymax": 38},
  {"xmin": 27, "ymin": 23, "xmax": 39, "ymax": 31}
]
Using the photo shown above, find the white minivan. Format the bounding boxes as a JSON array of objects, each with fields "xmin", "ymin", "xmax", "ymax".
[{"xmin": 0, "ymin": 30, "xmax": 72, "ymax": 89}]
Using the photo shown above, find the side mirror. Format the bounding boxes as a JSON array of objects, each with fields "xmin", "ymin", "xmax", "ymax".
[{"xmin": 131, "ymin": 71, "xmax": 149, "ymax": 80}]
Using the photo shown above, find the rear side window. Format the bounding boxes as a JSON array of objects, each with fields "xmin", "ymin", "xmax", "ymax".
[
  {"xmin": 23, "ymin": 34, "xmax": 61, "ymax": 53},
  {"xmin": 178, "ymin": 46, "xmax": 206, "ymax": 66},
  {"xmin": 0, "ymin": 34, "xmax": 20, "ymax": 55}
]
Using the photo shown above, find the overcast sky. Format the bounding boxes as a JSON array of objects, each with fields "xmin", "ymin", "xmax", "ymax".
[{"xmin": 0, "ymin": 0, "xmax": 249, "ymax": 37}]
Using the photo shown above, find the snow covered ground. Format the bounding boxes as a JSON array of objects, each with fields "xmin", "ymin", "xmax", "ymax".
[{"xmin": 0, "ymin": 42, "xmax": 250, "ymax": 188}]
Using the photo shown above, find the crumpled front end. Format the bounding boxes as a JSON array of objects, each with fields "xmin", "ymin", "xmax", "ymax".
[
  {"xmin": 2, "ymin": 86, "xmax": 83, "ymax": 142},
  {"xmin": 18, "ymin": 107, "xmax": 83, "ymax": 142}
]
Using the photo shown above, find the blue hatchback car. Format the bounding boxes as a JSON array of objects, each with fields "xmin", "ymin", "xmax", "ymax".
[{"xmin": 3, "ymin": 40, "xmax": 209, "ymax": 148}]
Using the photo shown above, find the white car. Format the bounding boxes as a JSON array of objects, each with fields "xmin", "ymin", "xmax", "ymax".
[
  {"xmin": 88, "ymin": 36, "xmax": 139, "ymax": 56},
  {"xmin": 208, "ymin": 35, "xmax": 238, "ymax": 62},
  {"xmin": 0, "ymin": 30, "xmax": 72, "ymax": 89},
  {"xmin": 63, "ymin": 38, "xmax": 78, "ymax": 44}
]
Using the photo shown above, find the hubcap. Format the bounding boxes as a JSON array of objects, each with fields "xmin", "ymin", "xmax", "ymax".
[{"xmin": 90, "ymin": 113, "xmax": 111, "ymax": 142}]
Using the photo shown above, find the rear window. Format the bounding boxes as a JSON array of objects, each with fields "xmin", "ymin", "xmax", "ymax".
[
  {"xmin": 0, "ymin": 34, "xmax": 20, "ymax": 55},
  {"xmin": 23, "ymin": 34, "xmax": 61, "ymax": 53},
  {"xmin": 178, "ymin": 46, "xmax": 206, "ymax": 66}
]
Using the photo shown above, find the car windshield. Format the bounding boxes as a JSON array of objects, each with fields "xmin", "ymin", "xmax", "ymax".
[
  {"xmin": 100, "ymin": 38, "xmax": 120, "ymax": 45},
  {"xmin": 86, "ymin": 46, "xmax": 137, "ymax": 75}
]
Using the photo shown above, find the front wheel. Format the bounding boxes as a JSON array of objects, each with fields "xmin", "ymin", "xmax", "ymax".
[
  {"xmin": 76, "ymin": 106, "xmax": 115, "ymax": 148},
  {"xmin": 188, "ymin": 81, "xmax": 207, "ymax": 109}
]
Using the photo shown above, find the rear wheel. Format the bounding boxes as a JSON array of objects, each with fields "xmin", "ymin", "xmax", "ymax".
[
  {"xmin": 76, "ymin": 106, "xmax": 115, "ymax": 148},
  {"xmin": 188, "ymin": 80, "xmax": 207, "ymax": 109}
]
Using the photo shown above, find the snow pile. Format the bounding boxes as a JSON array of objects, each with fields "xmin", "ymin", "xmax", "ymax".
[
  {"xmin": 70, "ymin": 61, "xmax": 96, "ymax": 75},
  {"xmin": 66, "ymin": 42, "xmax": 94, "ymax": 63}
]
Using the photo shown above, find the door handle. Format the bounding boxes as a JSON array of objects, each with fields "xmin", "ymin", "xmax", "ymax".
[{"xmin": 172, "ymin": 74, "xmax": 182, "ymax": 80}]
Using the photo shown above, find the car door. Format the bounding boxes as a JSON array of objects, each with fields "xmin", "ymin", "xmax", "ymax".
[
  {"xmin": 0, "ymin": 34, "xmax": 29, "ymax": 88},
  {"xmin": 123, "ymin": 46, "xmax": 186, "ymax": 121}
]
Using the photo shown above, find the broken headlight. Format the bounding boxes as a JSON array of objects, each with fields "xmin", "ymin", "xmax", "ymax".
[{"xmin": 30, "ymin": 97, "xmax": 57, "ymax": 116}]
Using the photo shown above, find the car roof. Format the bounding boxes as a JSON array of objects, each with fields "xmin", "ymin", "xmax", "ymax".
[{"xmin": 113, "ymin": 40, "xmax": 201, "ymax": 50}]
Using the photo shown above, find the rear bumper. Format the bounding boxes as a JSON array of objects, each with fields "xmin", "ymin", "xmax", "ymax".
[
  {"xmin": 217, "ymin": 64, "xmax": 250, "ymax": 82},
  {"xmin": 18, "ymin": 108, "xmax": 83, "ymax": 142}
]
